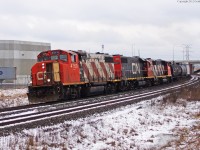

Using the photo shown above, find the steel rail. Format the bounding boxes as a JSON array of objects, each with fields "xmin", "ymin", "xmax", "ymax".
[
  {"xmin": 0, "ymin": 76, "xmax": 199, "ymax": 129},
  {"xmin": 0, "ymin": 77, "xmax": 193, "ymax": 118}
]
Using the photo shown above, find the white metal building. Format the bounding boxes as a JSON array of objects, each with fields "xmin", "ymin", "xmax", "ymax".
[{"xmin": 0, "ymin": 40, "xmax": 51, "ymax": 84}]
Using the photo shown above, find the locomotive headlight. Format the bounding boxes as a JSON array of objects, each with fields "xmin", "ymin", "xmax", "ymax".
[
  {"xmin": 42, "ymin": 63, "xmax": 45, "ymax": 69},
  {"xmin": 47, "ymin": 79, "xmax": 51, "ymax": 82}
]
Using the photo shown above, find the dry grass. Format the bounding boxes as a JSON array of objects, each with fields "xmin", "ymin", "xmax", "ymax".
[
  {"xmin": 161, "ymin": 83, "xmax": 200, "ymax": 149},
  {"xmin": 161, "ymin": 121, "xmax": 200, "ymax": 150},
  {"xmin": 1, "ymin": 83, "xmax": 200, "ymax": 149},
  {"xmin": 163, "ymin": 83, "xmax": 200, "ymax": 105}
]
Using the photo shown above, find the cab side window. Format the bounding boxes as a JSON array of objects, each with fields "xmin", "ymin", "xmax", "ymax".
[
  {"xmin": 71, "ymin": 54, "xmax": 76, "ymax": 62},
  {"xmin": 60, "ymin": 55, "xmax": 67, "ymax": 62}
]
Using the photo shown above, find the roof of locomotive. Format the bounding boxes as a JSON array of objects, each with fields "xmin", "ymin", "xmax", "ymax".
[
  {"xmin": 113, "ymin": 54, "xmax": 145, "ymax": 61},
  {"xmin": 37, "ymin": 49, "xmax": 77, "ymax": 57},
  {"xmin": 122, "ymin": 56, "xmax": 146, "ymax": 63}
]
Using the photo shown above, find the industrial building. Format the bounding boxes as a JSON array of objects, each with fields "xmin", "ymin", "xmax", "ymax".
[{"xmin": 0, "ymin": 40, "xmax": 51, "ymax": 84}]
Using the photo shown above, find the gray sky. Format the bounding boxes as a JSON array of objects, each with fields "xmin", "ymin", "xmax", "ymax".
[{"xmin": 0, "ymin": 0, "xmax": 200, "ymax": 60}]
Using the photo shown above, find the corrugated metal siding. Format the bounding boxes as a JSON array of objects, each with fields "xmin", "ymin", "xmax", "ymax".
[
  {"xmin": 0, "ymin": 59, "xmax": 14, "ymax": 67},
  {"xmin": 0, "ymin": 40, "xmax": 51, "ymax": 84},
  {"xmin": 0, "ymin": 67, "xmax": 16, "ymax": 80},
  {"xmin": 13, "ymin": 59, "xmax": 37, "ymax": 75}
]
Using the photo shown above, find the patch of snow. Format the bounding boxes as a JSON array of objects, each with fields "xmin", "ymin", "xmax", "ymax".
[
  {"xmin": 0, "ymin": 88, "xmax": 29, "ymax": 108},
  {"xmin": 0, "ymin": 94, "xmax": 199, "ymax": 149}
]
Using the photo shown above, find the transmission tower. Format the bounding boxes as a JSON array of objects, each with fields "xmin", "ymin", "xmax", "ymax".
[{"xmin": 183, "ymin": 44, "xmax": 191, "ymax": 60}]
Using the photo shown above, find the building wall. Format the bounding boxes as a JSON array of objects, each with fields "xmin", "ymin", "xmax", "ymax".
[
  {"xmin": 0, "ymin": 59, "xmax": 14, "ymax": 67},
  {"xmin": 13, "ymin": 59, "xmax": 37, "ymax": 75},
  {"xmin": 0, "ymin": 40, "xmax": 51, "ymax": 84}
]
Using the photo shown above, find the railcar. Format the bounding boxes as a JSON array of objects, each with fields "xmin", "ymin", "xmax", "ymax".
[
  {"xmin": 170, "ymin": 63, "xmax": 183, "ymax": 80},
  {"xmin": 170, "ymin": 63, "xmax": 188, "ymax": 80},
  {"xmin": 180, "ymin": 64, "xmax": 187, "ymax": 76}
]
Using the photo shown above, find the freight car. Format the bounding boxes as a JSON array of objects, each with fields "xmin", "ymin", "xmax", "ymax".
[
  {"xmin": 170, "ymin": 63, "xmax": 187, "ymax": 80},
  {"xmin": 27, "ymin": 49, "xmax": 187, "ymax": 103}
]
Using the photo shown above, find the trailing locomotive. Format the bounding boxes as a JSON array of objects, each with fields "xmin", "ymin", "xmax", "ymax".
[{"xmin": 27, "ymin": 49, "xmax": 188, "ymax": 103}]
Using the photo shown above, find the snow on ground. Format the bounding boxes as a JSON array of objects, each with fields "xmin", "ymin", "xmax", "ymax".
[
  {"xmin": 0, "ymin": 88, "xmax": 29, "ymax": 108},
  {"xmin": 0, "ymin": 90, "xmax": 199, "ymax": 150}
]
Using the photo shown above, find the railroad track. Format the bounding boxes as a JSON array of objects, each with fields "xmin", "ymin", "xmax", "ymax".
[
  {"xmin": 0, "ymin": 77, "xmax": 190, "ymax": 116},
  {"xmin": 0, "ymin": 76, "xmax": 199, "ymax": 135}
]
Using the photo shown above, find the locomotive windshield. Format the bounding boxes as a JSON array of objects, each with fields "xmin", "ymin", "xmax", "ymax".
[
  {"xmin": 37, "ymin": 52, "xmax": 68, "ymax": 62},
  {"xmin": 51, "ymin": 55, "xmax": 59, "ymax": 60}
]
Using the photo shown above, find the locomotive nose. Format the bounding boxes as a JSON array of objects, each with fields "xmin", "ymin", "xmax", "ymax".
[
  {"xmin": 43, "ymin": 62, "xmax": 60, "ymax": 85},
  {"xmin": 33, "ymin": 62, "xmax": 60, "ymax": 86}
]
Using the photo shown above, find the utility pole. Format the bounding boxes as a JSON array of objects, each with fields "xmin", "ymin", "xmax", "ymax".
[
  {"xmin": 173, "ymin": 44, "xmax": 181, "ymax": 61},
  {"xmin": 138, "ymin": 49, "xmax": 140, "ymax": 57},
  {"xmin": 134, "ymin": 44, "xmax": 136, "ymax": 56},
  {"xmin": 132, "ymin": 44, "xmax": 133, "ymax": 57},
  {"xmin": 131, "ymin": 43, "xmax": 136, "ymax": 56},
  {"xmin": 102, "ymin": 44, "xmax": 104, "ymax": 53}
]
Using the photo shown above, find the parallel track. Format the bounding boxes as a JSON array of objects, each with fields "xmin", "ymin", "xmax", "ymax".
[{"xmin": 0, "ymin": 76, "xmax": 199, "ymax": 135}]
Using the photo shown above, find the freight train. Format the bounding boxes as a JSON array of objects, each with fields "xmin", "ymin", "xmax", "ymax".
[{"xmin": 27, "ymin": 49, "xmax": 188, "ymax": 102}]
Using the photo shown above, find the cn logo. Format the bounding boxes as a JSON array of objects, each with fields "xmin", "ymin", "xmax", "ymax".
[
  {"xmin": 0, "ymin": 71, "xmax": 3, "ymax": 75},
  {"xmin": 132, "ymin": 63, "xmax": 140, "ymax": 74}
]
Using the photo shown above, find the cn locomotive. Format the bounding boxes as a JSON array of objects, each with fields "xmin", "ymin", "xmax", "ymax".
[{"xmin": 27, "ymin": 49, "xmax": 188, "ymax": 102}]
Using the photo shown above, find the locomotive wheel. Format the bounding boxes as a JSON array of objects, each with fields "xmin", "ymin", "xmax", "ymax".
[
  {"xmin": 129, "ymin": 82, "xmax": 135, "ymax": 90},
  {"xmin": 146, "ymin": 80, "xmax": 152, "ymax": 87},
  {"xmin": 71, "ymin": 90, "xmax": 78, "ymax": 99},
  {"xmin": 106, "ymin": 84, "xmax": 116, "ymax": 94},
  {"xmin": 127, "ymin": 82, "xmax": 135, "ymax": 90},
  {"xmin": 80, "ymin": 87, "xmax": 90, "ymax": 97},
  {"xmin": 63, "ymin": 88, "xmax": 70, "ymax": 100},
  {"xmin": 63, "ymin": 87, "xmax": 81, "ymax": 100},
  {"xmin": 70, "ymin": 87, "xmax": 80, "ymax": 99}
]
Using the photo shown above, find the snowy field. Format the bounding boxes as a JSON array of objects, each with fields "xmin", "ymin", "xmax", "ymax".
[
  {"xmin": 0, "ymin": 88, "xmax": 29, "ymax": 108},
  {"xmin": 0, "ymin": 88, "xmax": 199, "ymax": 149}
]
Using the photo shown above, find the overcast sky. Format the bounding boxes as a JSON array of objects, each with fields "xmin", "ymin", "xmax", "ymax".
[{"xmin": 0, "ymin": 0, "xmax": 200, "ymax": 60}]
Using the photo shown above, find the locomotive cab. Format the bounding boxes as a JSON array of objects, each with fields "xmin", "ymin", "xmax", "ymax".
[
  {"xmin": 28, "ymin": 50, "xmax": 81, "ymax": 103},
  {"xmin": 31, "ymin": 50, "xmax": 66, "ymax": 86}
]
